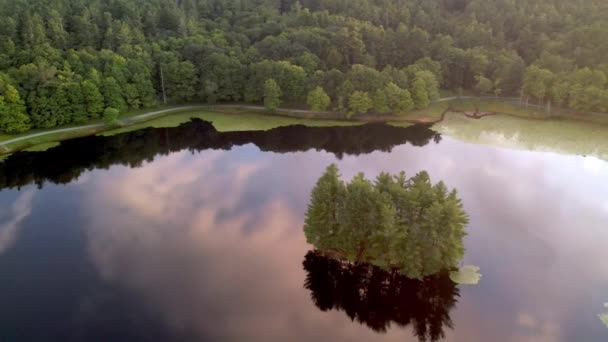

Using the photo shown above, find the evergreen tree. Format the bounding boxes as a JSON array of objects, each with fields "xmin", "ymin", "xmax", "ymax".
[
  {"xmin": 304, "ymin": 166, "xmax": 469, "ymax": 279},
  {"xmin": 304, "ymin": 164, "xmax": 346, "ymax": 249}
]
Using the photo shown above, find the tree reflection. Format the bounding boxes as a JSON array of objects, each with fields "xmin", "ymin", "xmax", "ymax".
[
  {"xmin": 303, "ymin": 251, "xmax": 459, "ymax": 341},
  {"xmin": 0, "ymin": 119, "xmax": 441, "ymax": 190}
]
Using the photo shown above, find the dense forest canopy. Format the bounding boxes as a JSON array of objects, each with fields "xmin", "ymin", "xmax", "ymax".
[{"xmin": 0, "ymin": 0, "xmax": 607, "ymax": 133}]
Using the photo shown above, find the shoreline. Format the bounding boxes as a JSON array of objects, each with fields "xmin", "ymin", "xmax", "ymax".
[{"xmin": 1, "ymin": 98, "xmax": 607, "ymax": 155}]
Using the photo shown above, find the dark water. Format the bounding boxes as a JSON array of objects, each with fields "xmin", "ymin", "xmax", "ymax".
[{"xmin": 1, "ymin": 119, "xmax": 607, "ymax": 341}]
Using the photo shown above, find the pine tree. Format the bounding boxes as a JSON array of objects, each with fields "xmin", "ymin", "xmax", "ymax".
[
  {"xmin": 304, "ymin": 166, "xmax": 468, "ymax": 279},
  {"xmin": 304, "ymin": 164, "xmax": 346, "ymax": 249}
]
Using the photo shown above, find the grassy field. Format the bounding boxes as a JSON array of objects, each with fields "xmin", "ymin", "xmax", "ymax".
[
  {"xmin": 3, "ymin": 127, "xmax": 103, "ymax": 153},
  {"xmin": 101, "ymin": 109, "xmax": 362, "ymax": 136},
  {"xmin": 435, "ymin": 113, "xmax": 608, "ymax": 160},
  {"xmin": 23, "ymin": 142, "xmax": 61, "ymax": 152}
]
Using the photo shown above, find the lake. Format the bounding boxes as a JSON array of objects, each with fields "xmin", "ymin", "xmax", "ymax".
[{"xmin": 1, "ymin": 119, "xmax": 607, "ymax": 341}]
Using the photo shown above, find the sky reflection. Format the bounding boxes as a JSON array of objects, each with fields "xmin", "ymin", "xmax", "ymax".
[{"xmin": 1, "ymin": 135, "xmax": 607, "ymax": 341}]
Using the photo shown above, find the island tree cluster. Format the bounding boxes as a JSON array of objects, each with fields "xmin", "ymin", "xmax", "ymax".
[
  {"xmin": 304, "ymin": 164, "xmax": 468, "ymax": 279},
  {"xmin": 1, "ymin": 0, "xmax": 607, "ymax": 133}
]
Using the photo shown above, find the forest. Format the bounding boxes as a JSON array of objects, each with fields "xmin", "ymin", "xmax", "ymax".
[{"xmin": 0, "ymin": 0, "xmax": 607, "ymax": 133}]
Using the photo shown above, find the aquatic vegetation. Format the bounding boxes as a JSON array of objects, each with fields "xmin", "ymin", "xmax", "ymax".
[
  {"xmin": 449, "ymin": 265, "xmax": 482, "ymax": 285},
  {"xmin": 435, "ymin": 114, "xmax": 608, "ymax": 160}
]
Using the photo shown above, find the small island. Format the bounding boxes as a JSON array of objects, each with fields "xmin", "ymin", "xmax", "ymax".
[{"xmin": 304, "ymin": 164, "xmax": 469, "ymax": 279}]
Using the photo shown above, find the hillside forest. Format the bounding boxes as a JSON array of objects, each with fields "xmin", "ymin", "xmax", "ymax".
[{"xmin": 0, "ymin": 0, "xmax": 607, "ymax": 133}]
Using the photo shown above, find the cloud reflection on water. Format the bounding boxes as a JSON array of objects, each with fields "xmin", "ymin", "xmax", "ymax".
[
  {"xmin": 0, "ymin": 189, "xmax": 35, "ymax": 255},
  {"xmin": 81, "ymin": 137, "xmax": 608, "ymax": 341}
]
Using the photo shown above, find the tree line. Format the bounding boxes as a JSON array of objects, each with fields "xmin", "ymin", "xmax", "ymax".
[
  {"xmin": 304, "ymin": 164, "xmax": 468, "ymax": 279},
  {"xmin": 0, "ymin": 0, "xmax": 607, "ymax": 133}
]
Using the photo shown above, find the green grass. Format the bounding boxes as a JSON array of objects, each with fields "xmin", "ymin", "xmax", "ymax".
[
  {"xmin": 101, "ymin": 109, "xmax": 362, "ymax": 136},
  {"xmin": 435, "ymin": 113, "xmax": 608, "ymax": 160},
  {"xmin": 23, "ymin": 142, "xmax": 61, "ymax": 152},
  {"xmin": 3, "ymin": 127, "xmax": 102, "ymax": 153},
  {"xmin": 0, "ymin": 104, "xmax": 187, "ymax": 144}
]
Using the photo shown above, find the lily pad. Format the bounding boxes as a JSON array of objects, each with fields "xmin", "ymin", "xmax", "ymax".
[{"xmin": 450, "ymin": 265, "xmax": 482, "ymax": 285}]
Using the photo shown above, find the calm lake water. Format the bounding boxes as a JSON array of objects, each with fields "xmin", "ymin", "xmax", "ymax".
[{"xmin": 1, "ymin": 119, "xmax": 607, "ymax": 341}]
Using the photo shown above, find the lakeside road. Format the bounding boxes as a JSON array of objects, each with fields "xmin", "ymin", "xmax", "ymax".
[{"xmin": 0, "ymin": 106, "xmax": 200, "ymax": 147}]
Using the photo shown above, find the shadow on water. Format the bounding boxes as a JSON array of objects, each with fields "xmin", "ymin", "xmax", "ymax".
[
  {"xmin": 0, "ymin": 119, "xmax": 440, "ymax": 190},
  {"xmin": 303, "ymin": 251, "xmax": 459, "ymax": 342}
]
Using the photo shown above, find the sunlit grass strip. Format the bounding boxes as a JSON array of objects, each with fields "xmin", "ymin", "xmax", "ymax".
[
  {"xmin": 101, "ymin": 110, "xmax": 363, "ymax": 136},
  {"xmin": 23, "ymin": 142, "xmax": 61, "ymax": 152},
  {"xmin": 3, "ymin": 127, "xmax": 103, "ymax": 153}
]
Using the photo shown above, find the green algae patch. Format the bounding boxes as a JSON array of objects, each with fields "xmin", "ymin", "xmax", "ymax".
[
  {"xmin": 23, "ymin": 142, "xmax": 60, "ymax": 152},
  {"xmin": 435, "ymin": 113, "xmax": 608, "ymax": 160},
  {"xmin": 101, "ymin": 110, "xmax": 362, "ymax": 136},
  {"xmin": 450, "ymin": 265, "xmax": 482, "ymax": 285}
]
